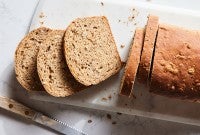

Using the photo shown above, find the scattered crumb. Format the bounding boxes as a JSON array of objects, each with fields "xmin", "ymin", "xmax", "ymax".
[
  {"xmin": 39, "ymin": 12, "xmax": 45, "ymax": 18},
  {"xmin": 118, "ymin": 19, "xmax": 121, "ymax": 23},
  {"xmin": 107, "ymin": 114, "xmax": 112, "ymax": 120},
  {"xmin": 112, "ymin": 121, "xmax": 117, "ymax": 125},
  {"xmin": 101, "ymin": 2, "xmax": 104, "ymax": 6},
  {"xmin": 120, "ymin": 44, "xmax": 125, "ymax": 48},
  {"xmin": 125, "ymin": 103, "xmax": 128, "ymax": 106},
  {"xmin": 101, "ymin": 97, "xmax": 107, "ymax": 101},
  {"xmin": 128, "ymin": 16, "xmax": 135, "ymax": 22},
  {"xmin": 134, "ymin": 22, "xmax": 137, "ymax": 25},
  {"xmin": 108, "ymin": 95, "xmax": 112, "ymax": 99},
  {"xmin": 39, "ymin": 21, "xmax": 44, "ymax": 25},
  {"xmin": 132, "ymin": 8, "xmax": 135, "ymax": 11},
  {"xmin": 140, "ymin": 93, "xmax": 142, "ymax": 96},
  {"xmin": 117, "ymin": 112, "xmax": 122, "ymax": 115},
  {"xmin": 146, "ymin": 0, "xmax": 151, "ymax": 1},
  {"xmin": 88, "ymin": 120, "xmax": 92, "ymax": 123},
  {"xmin": 113, "ymin": 92, "xmax": 116, "ymax": 95}
]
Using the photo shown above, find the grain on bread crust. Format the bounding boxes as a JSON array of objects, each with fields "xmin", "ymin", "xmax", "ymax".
[
  {"xmin": 150, "ymin": 24, "xmax": 200, "ymax": 100},
  {"xmin": 15, "ymin": 27, "xmax": 51, "ymax": 91},
  {"xmin": 120, "ymin": 28, "xmax": 144, "ymax": 97},
  {"xmin": 64, "ymin": 16, "xmax": 122, "ymax": 86},
  {"xmin": 137, "ymin": 15, "xmax": 159, "ymax": 85},
  {"xmin": 37, "ymin": 30, "xmax": 86, "ymax": 97}
]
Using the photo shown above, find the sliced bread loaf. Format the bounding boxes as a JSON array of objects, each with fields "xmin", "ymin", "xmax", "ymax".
[
  {"xmin": 64, "ymin": 16, "xmax": 122, "ymax": 86},
  {"xmin": 37, "ymin": 30, "xmax": 86, "ymax": 97},
  {"xmin": 15, "ymin": 27, "xmax": 51, "ymax": 91},
  {"xmin": 120, "ymin": 28, "xmax": 144, "ymax": 97},
  {"xmin": 137, "ymin": 15, "xmax": 159, "ymax": 85},
  {"xmin": 150, "ymin": 24, "xmax": 200, "ymax": 100}
]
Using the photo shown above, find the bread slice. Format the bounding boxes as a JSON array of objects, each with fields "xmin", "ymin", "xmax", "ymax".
[
  {"xmin": 37, "ymin": 30, "xmax": 87, "ymax": 97},
  {"xmin": 120, "ymin": 28, "xmax": 144, "ymax": 97},
  {"xmin": 15, "ymin": 27, "xmax": 51, "ymax": 91},
  {"xmin": 150, "ymin": 24, "xmax": 200, "ymax": 100},
  {"xmin": 64, "ymin": 16, "xmax": 122, "ymax": 86},
  {"xmin": 137, "ymin": 15, "xmax": 159, "ymax": 85}
]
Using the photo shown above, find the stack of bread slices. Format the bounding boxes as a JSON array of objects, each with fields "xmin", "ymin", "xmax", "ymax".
[
  {"xmin": 15, "ymin": 16, "xmax": 121, "ymax": 97},
  {"xmin": 15, "ymin": 15, "xmax": 200, "ymax": 101}
]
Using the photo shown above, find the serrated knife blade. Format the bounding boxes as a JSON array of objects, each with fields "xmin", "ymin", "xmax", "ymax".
[{"xmin": 0, "ymin": 96, "xmax": 87, "ymax": 135}]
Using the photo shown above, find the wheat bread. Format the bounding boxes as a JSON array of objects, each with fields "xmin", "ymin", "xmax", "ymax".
[
  {"xmin": 150, "ymin": 24, "xmax": 200, "ymax": 100},
  {"xmin": 37, "ymin": 30, "xmax": 86, "ymax": 97},
  {"xmin": 120, "ymin": 28, "xmax": 144, "ymax": 96},
  {"xmin": 15, "ymin": 27, "xmax": 51, "ymax": 91},
  {"xmin": 64, "ymin": 16, "xmax": 122, "ymax": 86}
]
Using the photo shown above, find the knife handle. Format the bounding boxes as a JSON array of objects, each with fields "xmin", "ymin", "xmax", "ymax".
[{"xmin": 0, "ymin": 96, "xmax": 37, "ymax": 120}]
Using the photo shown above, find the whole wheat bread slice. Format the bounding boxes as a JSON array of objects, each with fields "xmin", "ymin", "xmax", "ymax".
[
  {"xmin": 37, "ymin": 30, "xmax": 86, "ymax": 97},
  {"xmin": 64, "ymin": 16, "xmax": 122, "ymax": 86},
  {"xmin": 15, "ymin": 27, "xmax": 51, "ymax": 91},
  {"xmin": 120, "ymin": 28, "xmax": 144, "ymax": 97},
  {"xmin": 137, "ymin": 15, "xmax": 159, "ymax": 85}
]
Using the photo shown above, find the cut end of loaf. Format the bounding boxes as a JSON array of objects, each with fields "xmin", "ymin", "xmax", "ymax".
[{"xmin": 64, "ymin": 16, "xmax": 122, "ymax": 86}]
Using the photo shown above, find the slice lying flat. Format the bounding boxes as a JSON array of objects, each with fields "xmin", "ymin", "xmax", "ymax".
[
  {"xmin": 137, "ymin": 15, "xmax": 159, "ymax": 85},
  {"xmin": 37, "ymin": 30, "xmax": 86, "ymax": 97},
  {"xmin": 64, "ymin": 16, "xmax": 122, "ymax": 86},
  {"xmin": 15, "ymin": 27, "xmax": 51, "ymax": 91},
  {"xmin": 150, "ymin": 24, "xmax": 200, "ymax": 100},
  {"xmin": 120, "ymin": 28, "xmax": 144, "ymax": 97}
]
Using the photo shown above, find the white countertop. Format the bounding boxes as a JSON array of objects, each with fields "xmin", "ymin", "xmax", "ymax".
[{"xmin": 1, "ymin": 0, "xmax": 200, "ymax": 135}]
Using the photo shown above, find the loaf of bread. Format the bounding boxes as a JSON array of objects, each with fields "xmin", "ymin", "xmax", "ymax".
[
  {"xmin": 120, "ymin": 28, "xmax": 144, "ymax": 97},
  {"xmin": 64, "ymin": 16, "xmax": 122, "ymax": 86},
  {"xmin": 137, "ymin": 15, "xmax": 159, "ymax": 85},
  {"xmin": 15, "ymin": 27, "xmax": 51, "ymax": 91},
  {"xmin": 150, "ymin": 24, "xmax": 200, "ymax": 100},
  {"xmin": 37, "ymin": 30, "xmax": 86, "ymax": 97}
]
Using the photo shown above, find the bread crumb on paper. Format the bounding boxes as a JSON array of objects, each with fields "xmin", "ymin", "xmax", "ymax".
[
  {"xmin": 39, "ymin": 12, "xmax": 45, "ymax": 18},
  {"xmin": 101, "ymin": 2, "xmax": 104, "ymax": 6},
  {"xmin": 106, "ymin": 114, "xmax": 112, "ymax": 120},
  {"xmin": 120, "ymin": 44, "xmax": 125, "ymax": 48}
]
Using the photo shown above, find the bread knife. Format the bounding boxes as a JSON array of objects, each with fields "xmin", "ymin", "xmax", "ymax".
[{"xmin": 0, "ymin": 96, "xmax": 87, "ymax": 135}]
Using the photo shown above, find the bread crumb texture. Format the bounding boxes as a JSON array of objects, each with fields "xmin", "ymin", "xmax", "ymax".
[
  {"xmin": 37, "ymin": 30, "xmax": 86, "ymax": 97},
  {"xmin": 64, "ymin": 16, "xmax": 121, "ymax": 86},
  {"xmin": 150, "ymin": 24, "xmax": 200, "ymax": 100},
  {"xmin": 15, "ymin": 27, "xmax": 51, "ymax": 91}
]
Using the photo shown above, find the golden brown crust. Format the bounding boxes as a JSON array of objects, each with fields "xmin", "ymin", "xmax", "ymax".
[
  {"xmin": 150, "ymin": 24, "xmax": 200, "ymax": 100},
  {"xmin": 14, "ymin": 27, "xmax": 51, "ymax": 91},
  {"xmin": 137, "ymin": 15, "xmax": 159, "ymax": 85},
  {"xmin": 120, "ymin": 28, "xmax": 144, "ymax": 96}
]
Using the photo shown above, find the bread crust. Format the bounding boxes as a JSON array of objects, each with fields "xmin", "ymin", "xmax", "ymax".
[
  {"xmin": 138, "ymin": 15, "xmax": 159, "ymax": 85},
  {"xmin": 15, "ymin": 27, "xmax": 51, "ymax": 91},
  {"xmin": 150, "ymin": 24, "xmax": 200, "ymax": 100},
  {"xmin": 120, "ymin": 28, "xmax": 144, "ymax": 96}
]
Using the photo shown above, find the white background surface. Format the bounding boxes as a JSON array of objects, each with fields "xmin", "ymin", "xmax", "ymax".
[{"xmin": 1, "ymin": 0, "xmax": 200, "ymax": 135}]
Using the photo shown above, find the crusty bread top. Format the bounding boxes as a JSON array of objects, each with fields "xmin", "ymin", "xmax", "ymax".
[
  {"xmin": 137, "ymin": 15, "xmax": 159, "ymax": 85},
  {"xmin": 15, "ymin": 27, "xmax": 51, "ymax": 91},
  {"xmin": 150, "ymin": 24, "xmax": 200, "ymax": 100},
  {"xmin": 37, "ymin": 30, "xmax": 86, "ymax": 97},
  {"xmin": 64, "ymin": 16, "xmax": 122, "ymax": 86},
  {"xmin": 120, "ymin": 28, "xmax": 144, "ymax": 97}
]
